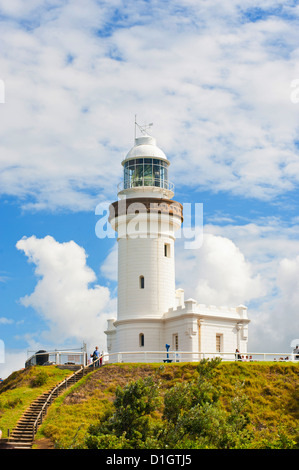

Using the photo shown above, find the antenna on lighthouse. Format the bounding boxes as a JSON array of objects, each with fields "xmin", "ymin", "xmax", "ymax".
[{"xmin": 134, "ymin": 115, "xmax": 153, "ymax": 139}]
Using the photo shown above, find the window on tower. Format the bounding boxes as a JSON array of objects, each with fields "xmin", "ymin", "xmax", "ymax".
[
  {"xmin": 139, "ymin": 275, "xmax": 145, "ymax": 289},
  {"xmin": 124, "ymin": 158, "xmax": 169, "ymax": 190},
  {"xmin": 139, "ymin": 333, "xmax": 145, "ymax": 347},
  {"xmin": 164, "ymin": 243, "xmax": 170, "ymax": 257}
]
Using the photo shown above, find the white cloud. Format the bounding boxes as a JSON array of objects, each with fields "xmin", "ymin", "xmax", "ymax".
[
  {"xmin": 100, "ymin": 242, "xmax": 118, "ymax": 282},
  {"xmin": 16, "ymin": 235, "xmax": 116, "ymax": 350},
  {"xmin": 274, "ymin": 255, "xmax": 299, "ymax": 335},
  {"xmin": 189, "ymin": 220, "xmax": 299, "ymax": 352},
  {"xmin": 0, "ymin": 0, "xmax": 298, "ymax": 361},
  {"xmin": 98, "ymin": 218, "xmax": 299, "ymax": 353},
  {"xmin": 0, "ymin": 349, "xmax": 27, "ymax": 381},
  {"xmin": 12, "ymin": 222, "xmax": 299, "ymax": 356},
  {"xmin": 176, "ymin": 232, "xmax": 263, "ymax": 307},
  {"xmin": 0, "ymin": 317, "xmax": 13, "ymax": 324},
  {"xmin": 0, "ymin": 1, "xmax": 298, "ymax": 209}
]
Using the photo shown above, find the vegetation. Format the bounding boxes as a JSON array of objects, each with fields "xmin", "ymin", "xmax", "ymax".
[
  {"xmin": 83, "ymin": 359, "xmax": 298, "ymax": 449},
  {"xmin": 0, "ymin": 360, "xmax": 298, "ymax": 448},
  {"xmin": 0, "ymin": 366, "xmax": 72, "ymax": 438}
]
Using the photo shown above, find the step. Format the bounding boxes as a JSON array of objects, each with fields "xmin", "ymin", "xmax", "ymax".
[
  {"xmin": 9, "ymin": 439, "xmax": 33, "ymax": 446},
  {"xmin": 8, "ymin": 442, "xmax": 32, "ymax": 449},
  {"xmin": 16, "ymin": 419, "xmax": 36, "ymax": 423},
  {"xmin": 11, "ymin": 429, "xmax": 33, "ymax": 434},
  {"xmin": 16, "ymin": 422, "xmax": 36, "ymax": 427},
  {"xmin": 12, "ymin": 429, "xmax": 33, "ymax": 433},
  {"xmin": 25, "ymin": 409, "xmax": 43, "ymax": 414},
  {"xmin": 8, "ymin": 370, "xmax": 84, "ymax": 444},
  {"xmin": 9, "ymin": 432, "xmax": 33, "ymax": 442},
  {"xmin": 16, "ymin": 419, "xmax": 38, "ymax": 424},
  {"xmin": 14, "ymin": 422, "xmax": 35, "ymax": 426},
  {"xmin": 14, "ymin": 420, "xmax": 35, "ymax": 424},
  {"xmin": 13, "ymin": 430, "xmax": 34, "ymax": 434},
  {"xmin": 12, "ymin": 432, "xmax": 33, "ymax": 436},
  {"xmin": 11, "ymin": 431, "xmax": 33, "ymax": 435}
]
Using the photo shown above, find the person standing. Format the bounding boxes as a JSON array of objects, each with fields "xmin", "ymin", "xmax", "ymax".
[{"xmin": 92, "ymin": 346, "xmax": 100, "ymax": 366}]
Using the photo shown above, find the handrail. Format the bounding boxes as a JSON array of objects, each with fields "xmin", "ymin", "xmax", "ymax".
[
  {"xmin": 31, "ymin": 355, "xmax": 103, "ymax": 440},
  {"xmin": 118, "ymin": 178, "xmax": 175, "ymax": 192},
  {"xmin": 104, "ymin": 350, "xmax": 299, "ymax": 363},
  {"xmin": 25, "ymin": 349, "xmax": 87, "ymax": 368}
]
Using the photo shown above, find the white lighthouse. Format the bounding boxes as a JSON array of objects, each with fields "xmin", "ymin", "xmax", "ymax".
[{"xmin": 105, "ymin": 126, "xmax": 250, "ymax": 362}]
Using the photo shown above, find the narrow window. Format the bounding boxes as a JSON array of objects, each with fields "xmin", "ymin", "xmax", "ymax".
[
  {"xmin": 164, "ymin": 243, "xmax": 170, "ymax": 257},
  {"xmin": 216, "ymin": 334, "xmax": 222, "ymax": 353},
  {"xmin": 139, "ymin": 333, "xmax": 144, "ymax": 347},
  {"xmin": 139, "ymin": 275, "xmax": 144, "ymax": 289},
  {"xmin": 173, "ymin": 334, "xmax": 179, "ymax": 351}
]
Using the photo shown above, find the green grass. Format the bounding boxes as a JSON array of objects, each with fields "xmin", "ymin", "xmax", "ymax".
[
  {"xmin": 1, "ymin": 362, "xmax": 298, "ymax": 448},
  {"xmin": 0, "ymin": 366, "xmax": 73, "ymax": 438},
  {"xmin": 34, "ymin": 370, "xmax": 114, "ymax": 448}
]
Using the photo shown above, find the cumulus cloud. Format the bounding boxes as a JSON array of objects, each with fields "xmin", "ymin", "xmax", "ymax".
[
  {"xmin": 1, "ymin": 0, "xmax": 298, "ymax": 362},
  {"xmin": 176, "ymin": 232, "xmax": 263, "ymax": 307},
  {"xmin": 190, "ymin": 220, "xmax": 299, "ymax": 352},
  {"xmin": 98, "ymin": 218, "xmax": 299, "ymax": 353},
  {"xmin": 277, "ymin": 255, "xmax": 299, "ymax": 305},
  {"xmin": 247, "ymin": 254, "xmax": 299, "ymax": 353},
  {"xmin": 16, "ymin": 235, "xmax": 116, "ymax": 350},
  {"xmin": 274, "ymin": 255, "xmax": 299, "ymax": 339},
  {"xmin": 0, "ymin": 349, "xmax": 27, "ymax": 381},
  {"xmin": 0, "ymin": 1, "xmax": 298, "ymax": 209},
  {"xmin": 100, "ymin": 242, "xmax": 118, "ymax": 282}
]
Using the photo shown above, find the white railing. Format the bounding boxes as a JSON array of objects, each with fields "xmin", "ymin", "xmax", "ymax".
[
  {"xmin": 118, "ymin": 178, "xmax": 175, "ymax": 192},
  {"xmin": 102, "ymin": 351, "xmax": 299, "ymax": 364},
  {"xmin": 25, "ymin": 350, "xmax": 87, "ymax": 368},
  {"xmin": 25, "ymin": 349, "xmax": 298, "ymax": 369}
]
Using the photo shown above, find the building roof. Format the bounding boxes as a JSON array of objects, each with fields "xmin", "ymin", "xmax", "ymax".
[{"xmin": 122, "ymin": 135, "xmax": 168, "ymax": 164}]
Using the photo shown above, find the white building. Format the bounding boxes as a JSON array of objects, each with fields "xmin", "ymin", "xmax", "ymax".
[{"xmin": 105, "ymin": 132, "xmax": 249, "ymax": 362}]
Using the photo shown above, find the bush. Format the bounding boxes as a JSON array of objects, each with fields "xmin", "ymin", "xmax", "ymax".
[
  {"xmin": 85, "ymin": 358, "xmax": 252, "ymax": 449},
  {"xmin": 30, "ymin": 370, "xmax": 48, "ymax": 388},
  {"xmin": 85, "ymin": 376, "xmax": 160, "ymax": 448},
  {"xmin": 79, "ymin": 361, "xmax": 298, "ymax": 450}
]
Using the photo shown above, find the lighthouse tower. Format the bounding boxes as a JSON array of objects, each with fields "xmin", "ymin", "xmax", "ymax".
[
  {"xmin": 106, "ymin": 127, "xmax": 183, "ymax": 358},
  {"xmin": 105, "ymin": 124, "xmax": 250, "ymax": 362}
]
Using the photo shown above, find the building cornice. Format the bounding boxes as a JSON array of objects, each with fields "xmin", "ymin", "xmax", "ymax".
[
  {"xmin": 112, "ymin": 312, "xmax": 250, "ymax": 328},
  {"xmin": 163, "ymin": 312, "xmax": 250, "ymax": 325}
]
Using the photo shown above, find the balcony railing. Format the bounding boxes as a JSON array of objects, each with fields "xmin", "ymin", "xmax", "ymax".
[
  {"xmin": 25, "ymin": 349, "xmax": 87, "ymax": 368},
  {"xmin": 118, "ymin": 178, "xmax": 175, "ymax": 193},
  {"xmin": 103, "ymin": 351, "xmax": 299, "ymax": 364},
  {"xmin": 25, "ymin": 349, "xmax": 298, "ymax": 369}
]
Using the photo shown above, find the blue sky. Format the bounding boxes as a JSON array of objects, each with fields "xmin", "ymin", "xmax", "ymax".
[{"xmin": 1, "ymin": 0, "xmax": 299, "ymax": 378}]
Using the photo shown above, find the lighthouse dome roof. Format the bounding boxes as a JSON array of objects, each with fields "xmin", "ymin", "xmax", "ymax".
[{"xmin": 123, "ymin": 135, "xmax": 168, "ymax": 163}]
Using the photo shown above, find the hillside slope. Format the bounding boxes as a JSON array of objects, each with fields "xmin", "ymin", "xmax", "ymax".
[
  {"xmin": 0, "ymin": 365, "xmax": 74, "ymax": 439},
  {"xmin": 37, "ymin": 361, "xmax": 298, "ymax": 449},
  {"xmin": 1, "ymin": 361, "xmax": 298, "ymax": 449}
]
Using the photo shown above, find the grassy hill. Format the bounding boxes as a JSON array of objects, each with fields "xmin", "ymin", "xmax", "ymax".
[
  {"xmin": 0, "ymin": 365, "xmax": 73, "ymax": 439},
  {"xmin": 0, "ymin": 361, "xmax": 298, "ymax": 449}
]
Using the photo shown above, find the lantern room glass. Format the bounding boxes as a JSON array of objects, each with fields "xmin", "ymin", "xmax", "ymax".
[{"xmin": 124, "ymin": 158, "xmax": 169, "ymax": 189}]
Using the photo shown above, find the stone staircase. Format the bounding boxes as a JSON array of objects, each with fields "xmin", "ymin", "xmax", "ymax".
[
  {"xmin": 0, "ymin": 366, "xmax": 87, "ymax": 449},
  {"xmin": 7, "ymin": 392, "xmax": 51, "ymax": 449}
]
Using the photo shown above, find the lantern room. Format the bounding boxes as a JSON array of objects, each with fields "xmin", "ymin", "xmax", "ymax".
[{"xmin": 118, "ymin": 135, "xmax": 174, "ymax": 199}]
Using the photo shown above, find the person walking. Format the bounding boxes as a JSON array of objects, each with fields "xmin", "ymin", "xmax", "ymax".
[{"xmin": 92, "ymin": 346, "xmax": 100, "ymax": 367}]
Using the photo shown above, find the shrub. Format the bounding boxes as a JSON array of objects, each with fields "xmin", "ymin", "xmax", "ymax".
[
  {"xmin": 30, "ymin": 370, "xmax": 48, "ymax": 388},
  {"xmin": 85, "ymin": 359, "xmax": 254, "ymax": 449}
]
